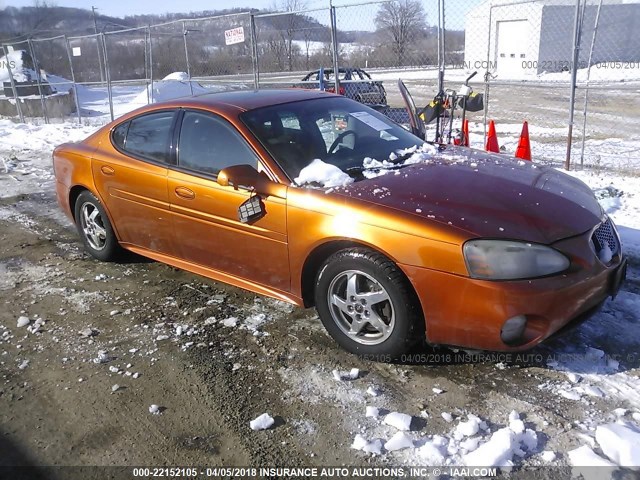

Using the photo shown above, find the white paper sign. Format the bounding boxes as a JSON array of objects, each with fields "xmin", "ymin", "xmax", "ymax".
[
  {"xmin": 350, "ymin": 111, "xmax": 391, "ymax": 131},
  {"xmin": 72, "ymin": 47, "xmax": 82, "ymax": 57},
  {"xmin": 224, "ymin": 27, "xmax": 245, "ymax": 46}
]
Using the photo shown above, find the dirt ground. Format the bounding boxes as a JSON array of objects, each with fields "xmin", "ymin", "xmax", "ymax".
[{"xmin": 0, "ymin": 185, "xmax": 638, "ymax": 479}]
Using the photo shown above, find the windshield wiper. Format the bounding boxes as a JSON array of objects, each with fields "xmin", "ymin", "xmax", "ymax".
[{"xmin": 345, "ymin": 151, "xmax": 417, "ymax": 174}]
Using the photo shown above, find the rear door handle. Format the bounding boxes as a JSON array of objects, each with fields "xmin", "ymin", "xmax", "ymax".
[
  {"xmin": 100, "ymin": 165, "xmax": 115, "ymax": 175},
  {"xmin": 175, "ymin": 186, "xmax": 195, "ymax": 200}
]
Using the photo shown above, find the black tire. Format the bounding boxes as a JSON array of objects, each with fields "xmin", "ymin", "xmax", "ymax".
[
  {"xmin": 314, "ymin": 247, "xmax": 424, "ymax": 358},
  {"xmin": 74, "ymin": 190, "xmax": 121, "ymax": 262}
]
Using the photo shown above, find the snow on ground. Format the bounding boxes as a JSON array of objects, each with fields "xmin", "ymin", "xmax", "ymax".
[
  {"xmin": 0, "ymin": 118, "xmax": 99, "ymax": 198},
  {"xmin": 538, "ymin": 63, "xmax": 640, "ymax": 83},
  {"xmin": 130, "ymin": 72, "xmax": 222, "ymax": 106},
  {"xmin": 77, "ymin": 72, "xmax": 232, "ymax": 118},
  {"xmin": 292, "ymin": 40, "xmax": 361, "ymax": 58},
  {"xmin": 0, "ymin": 50, "xmax": 36, "ymax": 84}
]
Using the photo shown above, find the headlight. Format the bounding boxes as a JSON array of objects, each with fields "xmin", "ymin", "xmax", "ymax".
[{"xmin": 463, "ymin": 240, "xmax": 570, "ymax": 280}]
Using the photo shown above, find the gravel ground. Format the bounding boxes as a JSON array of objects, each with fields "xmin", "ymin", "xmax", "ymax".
[{"xmin": 0, "ymin": 189, "xmax": 638, "ymax": 479}]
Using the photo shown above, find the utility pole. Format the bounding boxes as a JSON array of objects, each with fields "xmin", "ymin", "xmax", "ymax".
[{"xmin": 92, "ymin": 6, "xmax": 105, "ymax": 83}]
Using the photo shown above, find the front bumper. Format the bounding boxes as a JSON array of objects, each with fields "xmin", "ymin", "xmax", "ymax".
[{"xmin": 399, "ymin": 235, "xmax": 625, "ymax": 352}]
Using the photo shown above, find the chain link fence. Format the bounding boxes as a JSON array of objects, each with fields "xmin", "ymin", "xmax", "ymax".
[
  {"xmin": 254, "ymin": 6, "xmax": 334, "ymax": 88},
  {"xmin": 1, "ymin": 0, "xmax": 639, "ymax": 170}
]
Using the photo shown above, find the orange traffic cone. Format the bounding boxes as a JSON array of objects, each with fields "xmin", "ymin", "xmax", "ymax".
[
  {"xmin": 515, "ymin": 121, "xmax": 532, "ymax": 161},
  {"xmin": 485, "ymin": 120, "xmax": 500, "ymax": 153},
  {"xmin": 463, "ymin": 119, "xmax": 470, "ymax": 147}
]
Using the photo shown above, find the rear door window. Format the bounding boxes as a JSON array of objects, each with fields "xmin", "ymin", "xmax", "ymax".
[
  {"xmin": 177, "ymin": 110, "xmax": 259, "ymax": 175},
  {"xmin": 119, "ymin": 111, "xmax": 175, "ymax": 163},
  {"xmin": 112, "ymin": 121, "xmax": 129, "ymax": 150}
]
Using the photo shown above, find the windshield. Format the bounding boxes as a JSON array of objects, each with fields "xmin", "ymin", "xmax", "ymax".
[{"xmin": 240, "ymin": 96, "xmax": 424, "ymax": 182}]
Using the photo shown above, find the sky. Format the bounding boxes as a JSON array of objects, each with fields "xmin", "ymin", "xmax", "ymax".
[{"xmin": 1, "ymin": 0, "xmax": 335, "ymax": 18}]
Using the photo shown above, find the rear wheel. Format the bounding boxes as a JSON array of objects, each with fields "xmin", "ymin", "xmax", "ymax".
[
  {"xmin": 74, "ymin": 190, "xmax": 121, "ymax": 262},
  {"xmin": 314, "ymin": 248, "xmax": 424, "ymax": 358}
]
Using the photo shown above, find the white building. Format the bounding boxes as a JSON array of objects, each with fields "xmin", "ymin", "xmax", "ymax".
[{"xmin": 464, "ymin": 0, "xmax": 640, "ymax": 78}]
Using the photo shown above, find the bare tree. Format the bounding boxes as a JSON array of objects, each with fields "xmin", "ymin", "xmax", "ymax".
[
  {"xmin": 302, "ymin": 26, "xmax": 313, "ymax": 70},
  {"xmin": 16, "ymin": 0, "xmax": 59, "ymax": 37},
  {"xmin": 267, "ymin": 34, "xmax": 287, "ymax": 71},
  {"xmin": 375, "ymin": 0, "xmax": 426, "ymax": 66},
  {"xmin": 271, "ymin": 0, "xmax": 308, "ymax": 71}
]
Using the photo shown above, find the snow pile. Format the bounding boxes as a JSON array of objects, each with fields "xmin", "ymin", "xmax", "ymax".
[
  {"xmin": 16, "ymin": 316, "xmax": 30, "ymax": 328},
  {"xmin": 360, "ymin": 143, "xmax": 438, "ymax": 179},
  {"xmin": 415, "ymin": 436, "xmax": 448, "ymax": 464},
  {"xmin": 349, "ymin": 407, "xmax": 541, "ymax": 469},
  {"xmin": 294, "ymin": 159, "xmax": 354, "ymax": 188},
  {"xmin": 365, "ymin": 406, "xmax": 380, "ymax": 418},
  {"xmin": 462, "ymin": 411, "xmax": 538, "ymax": 467},
  {"xmin": 384, "ymin": 432, "xmax": 414, "ymax": 451},
  {"xmin": 249, "ymin": 413, "xmax": 274, "ymax": 431},
  {"xmin": 568, "ymin": 444, "xmax": 617, "ymax": 466},
  {"xmin": 542, "ymin": 345, "xmax": 640, "ymax": 406},
  {"xmin": 383, "ymin": 412, "xmax": 412, "ymax": 431},
  {"xmin": 0, "ymin": 50, "xmax": 31, "ymax": 83},
  {"xmin": 0, "ymin": 50, "xmax": 73, "ymax": 93},
  {"xmin": 540, "ymin": 451, "xmax": 556, "ymax": 462},
  {"xmin": 132, "ymin": 72, "xmax": 211, "ymax": 105},
  {"xmin": 366, "ymin": 385, "xmax": 380, "ymax": 396},
  {"xmin": 351, "ymin": 434, "xmax": 383, "ymax": 455},
  {"xmin": 594, "ymin": 423, "xmax": 640, "ymax": 467},
  {"xmin": 453, "ymin": 414, "xmax": 485, "ymax": 439}
]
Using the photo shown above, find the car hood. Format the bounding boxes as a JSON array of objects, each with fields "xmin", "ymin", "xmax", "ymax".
[{"xmin": 329, "ymin": 147, "xmax": 603, "ymax": 244}]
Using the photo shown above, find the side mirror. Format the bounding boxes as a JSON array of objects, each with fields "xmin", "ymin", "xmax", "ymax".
[{"xmin": 217, "ymin": 164, "xmax": 286, "ymax": 198}]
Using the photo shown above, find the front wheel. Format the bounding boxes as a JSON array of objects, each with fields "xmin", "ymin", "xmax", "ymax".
[
  {"xmin": 314, "ymin": 248, "xmax": 424, "ymax": 358},
  {"xmin": 74, "ymin": 190, "xmax": 121, "ymax": 262}
]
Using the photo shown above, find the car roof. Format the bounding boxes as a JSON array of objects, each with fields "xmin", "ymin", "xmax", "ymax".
[
  {"xmin": 310, "ymin": 67, "xmax": 358, "ymax": 73},
  {"xmin": 156, "ymin": 88, "xmax": 334, "ymax": 114}
]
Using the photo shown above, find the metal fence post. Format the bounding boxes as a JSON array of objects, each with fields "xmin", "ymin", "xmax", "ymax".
[
  {"xmin": 483, "ymin": 5, "xmax": 494, "ymax": 144},
  {"xmin": 143, "ymin": 27, "xmax": 150, "ymax": 104},
  {"xmin": 437, "ymin": 0, "xmax": 445, "ymax": 95},
  {"xmin": 250, "ymin": 13, "xmax": 260, "ymax": 90},
  {"xmin": 148, "ymin": 26, "xmax": 154, "ymax": 103},
  {"xmin": 579, "ymin": 0, "xmax": 603, "ymax": 167},
  {"xmin": 27, "ymin": 38, "xmax": 49, "ymax": 124},
  {"xmin": 565, "ymin": 0, "xmax": 584, "ymax": 171},
  {"xmin": 100, "ymin": 33, "xmax": 114, "ymax": 121},
  {"xmin": 2, "ymin": 45, "xmax": 25, "ymax": 123},
  {"xmin": 64, "ymin": 36, "xmax": 82, "ymax": 124},
  {"xmin": 329, "ymin": 2, "xmax": 340, "ymax": 94},
  {"xmin": 182, "ymin": 20, "xmax": 194, "ymax": 96}
]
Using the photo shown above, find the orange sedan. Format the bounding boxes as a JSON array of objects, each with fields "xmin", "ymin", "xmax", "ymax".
[{"xmin": 53, "ymin": 89, "xmax": 626, "ymax": 357}]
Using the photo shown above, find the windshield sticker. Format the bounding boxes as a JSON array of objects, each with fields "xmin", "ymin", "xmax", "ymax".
[{"xmin": 350, "ymin": 111, "xmax": 391, "ymax": 131}]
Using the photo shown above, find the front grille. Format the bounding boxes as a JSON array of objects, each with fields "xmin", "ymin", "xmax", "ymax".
[{"xmin": 592, "ymin": 217, "xmax": 620, "ymax": 261}]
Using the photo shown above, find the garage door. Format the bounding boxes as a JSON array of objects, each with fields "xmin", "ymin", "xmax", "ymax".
[{"xmin": 496, "ymin": 20, "xmax": 529, "ymax": 78}]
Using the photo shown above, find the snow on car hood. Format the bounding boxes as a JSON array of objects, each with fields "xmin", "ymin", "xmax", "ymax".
[{"xmin": 329, "ymin": 146, "xmax": 604, "ymax": 244}]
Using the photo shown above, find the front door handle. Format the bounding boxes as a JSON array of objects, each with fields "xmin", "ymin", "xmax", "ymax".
[
  {"xmin": 175, "ymin": 186, "xmax": 195, "ymax": 200},
  {"xmin": 100, "ymin": 165, "xmax": 115, "ymax": 175}
]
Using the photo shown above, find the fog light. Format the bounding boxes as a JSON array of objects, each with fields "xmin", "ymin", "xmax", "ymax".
[{"xmin": 501, "ymin": 315, "xmax": 528, "ymax": 346}]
